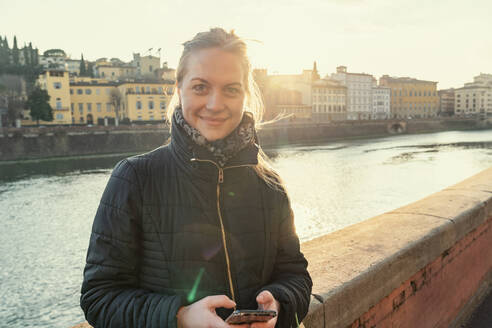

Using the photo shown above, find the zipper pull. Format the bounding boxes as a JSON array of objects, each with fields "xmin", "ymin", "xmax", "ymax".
[{"xmin": 218, "ymin": 168, "xmax": 224, "ymax": 184}]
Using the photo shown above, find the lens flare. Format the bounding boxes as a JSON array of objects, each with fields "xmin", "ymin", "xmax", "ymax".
[{"xmin": 187, "ymin": 267, "xmax": 205, "ymax": 303}]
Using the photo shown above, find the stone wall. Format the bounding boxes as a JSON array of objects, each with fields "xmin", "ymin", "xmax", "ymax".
[
  {"xmin": 301, "ymin": 167, "xmax": 492, "ymax": 327},
  {"xmin": 1, "ymin": 118, "xmax": 487, "ymax": 161}
]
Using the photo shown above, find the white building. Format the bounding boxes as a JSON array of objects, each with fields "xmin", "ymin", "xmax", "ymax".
[
  {"xmin": 455, "ymin": 74, "xmax": 492, "ymax": 117},
  {"xmin": 371, "ymin": 86, "xmax": 391, "ymax": 119},
  {"xmin": 39, "ymin": 49, "xmax": 67, "ymax": 70},
  {"xmin": 311, "ymin": 78, "xmax": 347, "ymax": 121},
  {"xmin": 65, "ymin": 59, "xmax": 81, "ymax": 75},
  {"xmin": 330, "ymin": 66, "xmax": 376, "ymax": 120}
]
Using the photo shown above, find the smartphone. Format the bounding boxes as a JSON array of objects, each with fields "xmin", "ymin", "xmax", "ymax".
[{"xmin": 225, "ymin": 309, "xmax": 277, "ymax": 325}]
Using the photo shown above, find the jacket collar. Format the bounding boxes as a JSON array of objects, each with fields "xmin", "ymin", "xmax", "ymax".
[{"xmin": 169, "ymin": 119, "xmax": 259, "ymax": 179}]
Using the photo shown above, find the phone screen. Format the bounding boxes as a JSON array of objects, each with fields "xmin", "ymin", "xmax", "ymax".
[{"xmin": 225, "ymin": 309, "xmax": 277, "ymax": 324}]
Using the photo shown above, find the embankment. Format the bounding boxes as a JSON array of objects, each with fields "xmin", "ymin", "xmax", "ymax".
[
  {"xmin": 1, "ymin": 118, "xmax": 489, "ymax": 161},
  {"xmin": 301, "ymin": 167, "xmax": 492, "ymax": 327}
]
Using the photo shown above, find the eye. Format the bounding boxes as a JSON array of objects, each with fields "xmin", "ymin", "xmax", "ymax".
[
  {"xmin": 192, "ymin": 84, "xmax": 208, "ymax": 94},
  {"xmin": 225, "ymin": 86, "xmax": 242, "ymax": 96}
]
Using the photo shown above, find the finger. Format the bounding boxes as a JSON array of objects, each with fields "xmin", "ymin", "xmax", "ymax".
[
  {"xmin": 251, "ymin": 317, "xmax": 277, "ymax": 328},
  {"xmin": 256, "ymin": 291, "xmax": 274, "ymax": 305},
  {"xmin": 205, "ymin": 295, "xmax": 236, "ymax": 309}
]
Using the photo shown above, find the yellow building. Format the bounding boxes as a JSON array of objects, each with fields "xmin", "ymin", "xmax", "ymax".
[
  {"xmin": 70, "ymin": 81, "xmax": 116, "ymax": 125},
  {"xmin": 119, "ymin": 81, "xmax": 174, "ymax": 122},
  {"xmin": 22, "ymin": 69, "xmax": 72, "ymax": 125},
  {"xmin": 68, "ymin": 79, "xmax": 175, "ymax": 124},
  {"xmin": 96, "ymin": 65, "xmax": 137, "ymax": 81},
  {"xmin": 379, "ymin": 75, "xmax": 439, "ymax": 119}
]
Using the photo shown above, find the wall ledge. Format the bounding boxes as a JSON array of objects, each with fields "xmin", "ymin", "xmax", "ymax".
[{"xmin": 301, "ymin": 167, "xmax": 492, "ymax": 327}]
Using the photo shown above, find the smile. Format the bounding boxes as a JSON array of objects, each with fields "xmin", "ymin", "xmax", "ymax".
[{"xmin": 200, "ymin": 116, "xmax": 228, "ymax": 126}]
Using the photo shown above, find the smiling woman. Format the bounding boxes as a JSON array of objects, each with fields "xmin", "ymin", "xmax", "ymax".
[
  {"xmin": 80, "ymin": 28, "xmax": 312, "ymax": 328},
  {"xmin": 178, "ymin": 48, "xmax": 245, "ymax": 142}
]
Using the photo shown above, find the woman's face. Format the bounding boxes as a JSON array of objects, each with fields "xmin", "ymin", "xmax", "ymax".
[{"xmin": 178, "ymin": 48, "xmax": 246, "ymax": 142}]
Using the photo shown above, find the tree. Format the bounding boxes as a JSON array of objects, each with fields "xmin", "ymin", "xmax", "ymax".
[
  {"xmin": 110, "ymin": 88, "xmax": 123, "ymax": 125},
  {"xmin": 0, "ymin": 74, "xmax": 25, "ymax": 126},
  {"xmin": 12, "ymin": 36, "xmax": 19, "ymax": 65},
  {"xmin": 23, "ymin": 45, "xmax": 30, "ymax": 66},
  {"xmin": 33, "ymin": 48, "xmax": 39, "ymax": 66},
  {"xmin": 28, "ymin": 42, "xmax": 34, "ymax": 66},
  {"xmin": 79, "ymin": 54, "xmax": 87, "ymax": 76},
  {"xmin": 26, "ymin": 86, "xmax": 53, "ymax": 125},
  {"xmin": 86, "ymin": 61, "xmax": 94, "ymax": 77},
  {"xmin": 0, "ymin": 36, "xmax": 10, "ymax": 67}
]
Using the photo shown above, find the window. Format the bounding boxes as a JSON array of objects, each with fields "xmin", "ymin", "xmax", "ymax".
[
  {"xmin": 56, "ymin": 113, "xmax": 64, "ymax": 120},
  {"xmin": 78, "ymin": 103, "xmax": 84, "ymax": 113},
  {"xmin": 149, "ymin": 101, "xmax": 154, "ymax": 110},
  {"xmin": 85, "ymin": 89, "xmax": 92, "ymax": 95},
  {"xmin": 106, "ymin": 103, "xmax": 112, "ymax": 112},
  {"xmin": 160, "ymin": 101, "xmax": 166, "ymax": 110},
  {"xmin": 158, "ymin": 87, "xmax": 163, "ymax": 94},
  {"xmin": 97, "ymin": 103, "xmax": 102, "ymax": 112},
  {"xmin": 53, "ymin": 82, "xmax": 62, "ymax": 89},
  {"xmin": 56, "ymin": 101, "xmax": 62, "ymax": 109},
  {"xmin": 71, "ymin": 103, "xmax": 74, "ymax": 111},
  {"xmin": 138, "ymin": 116, "xmax": 143, "ymax": 121},
  {"xmin": 105, "ymin": 89, "xmax": 110, "ymax": 95},
  {"xmin": 70, "ymin": 89, "xmax": 73, "ymax": 94},
  {"xmin": 145, "ymin": 86, "xmax": 150, "ymax": 93},
  {"xmin": 80, "ymin": 117, "xmax": 84, "ymax": 123},
  {"xmin": 137, "ymin": 101, "xmax": 142, "ymax": 110},
  {"xmin": 150, "ymin": 115, "xmax": 154, "ymax": 120},
  {"xmin": 96, "ymin": 89, "xmax": 100, "ymax": 95},
  {"xmin": 87, "ymin": 103, "xmax": 92, "ymax": 112},
  {"xmin": 77, "ymin": 89, "xmax": 83, "ymax": 95}
]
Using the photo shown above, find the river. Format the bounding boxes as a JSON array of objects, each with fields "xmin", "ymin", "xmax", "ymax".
[{"xmin": 0, "ymin": 130, "xmax": 491, "ymax": 327}]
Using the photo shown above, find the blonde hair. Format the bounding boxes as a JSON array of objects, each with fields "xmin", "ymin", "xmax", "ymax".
[{"xmin": 167, "ymin": 27, "xmax": 284, "ymax": 191}]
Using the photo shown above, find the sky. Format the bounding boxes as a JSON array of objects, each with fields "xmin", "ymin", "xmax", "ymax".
[{"xmin": 2, "ymin": 0, "xmax": 492, "ymax": 89}]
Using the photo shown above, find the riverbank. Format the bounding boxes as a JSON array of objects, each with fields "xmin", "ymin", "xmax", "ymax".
[{"xmin": 1, "ymin": 118, "xmax": 490, "ymax": 161}]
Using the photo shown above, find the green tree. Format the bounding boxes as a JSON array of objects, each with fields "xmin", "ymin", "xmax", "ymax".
[
  {"xmin": 23, "ymin": 45, "xmax": 30, "ymax": 66},
  {"xmin": 0, "ymin": 36, "xmax": 10, "ymax": 67},
  {"xmin": 33, "ymin": 48, "xmax": 39, "ymax": 66},
  {"xmin": 0, "ymin": 74, "xmax": 25, "ymax": 126},
  {"xmin": 86, "ymin": 61, "xmax": 94, "ymax": 77},
  {"xmin": 28, "ymin": 42, "xmax": 34, "ymax": 66},
  {"xmin": 12, "ymin": 36, "xmax": 19, "ymax": 65},
  {"xmin": 79, "ymin": 54, "xmax": 87, "ymax": 76},
  {"xmin": 26, "ymin": 86, "xmax": 53, "ymax": 125}
]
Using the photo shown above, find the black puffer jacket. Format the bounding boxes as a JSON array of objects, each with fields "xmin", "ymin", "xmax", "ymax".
[{"xmin": 81, "ymin": 122, "xmax": 312, "ymax": 328}]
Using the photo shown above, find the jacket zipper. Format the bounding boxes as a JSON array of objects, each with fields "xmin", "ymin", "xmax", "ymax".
[{"xmin": 191, "ymin": 158, "xmax": 254, "ymax": 305}]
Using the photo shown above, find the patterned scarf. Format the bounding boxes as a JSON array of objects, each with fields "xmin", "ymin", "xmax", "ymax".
[{"xmin": 173, "ymin": 106, "xmax": 256, "ymax": 167}]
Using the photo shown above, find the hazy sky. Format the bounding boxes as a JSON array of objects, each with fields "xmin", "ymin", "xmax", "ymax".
[{"xmin": 2, "ymin": 0, "xmax": 491, "ymax": 89}]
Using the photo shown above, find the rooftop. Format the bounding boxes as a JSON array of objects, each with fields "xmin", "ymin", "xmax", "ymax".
[{"xmin": 380, "ymin": 75, "xmax": 437, "ymax": 84}]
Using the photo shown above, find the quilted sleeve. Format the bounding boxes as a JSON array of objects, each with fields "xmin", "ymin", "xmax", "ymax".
[{"xmin": 80, "ymin": 159, "xmax": 184, "ymax": 328}]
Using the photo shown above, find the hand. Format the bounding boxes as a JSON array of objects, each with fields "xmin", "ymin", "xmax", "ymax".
[
  {"xmin": 177, "ymin": 295, "xmax": 236, "ymax": 328},
  {"xmin": 251, "ymin": 291, "xmax": 279, "ymax": 328}
]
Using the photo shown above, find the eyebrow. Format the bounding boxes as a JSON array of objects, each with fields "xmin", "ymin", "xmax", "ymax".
[{"xmin": 190, "ymin": 78, "xmax": 242, "ymax": 87}]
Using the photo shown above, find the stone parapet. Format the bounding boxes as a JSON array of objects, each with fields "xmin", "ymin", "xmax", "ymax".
[{"xmin": 301, "ymin": 167, "xmax": 492, "ymax": 327}]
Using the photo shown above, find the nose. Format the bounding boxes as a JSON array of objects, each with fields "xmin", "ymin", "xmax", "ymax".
[{"xmin": 206, "ymin": 90, "xmax": 226, "ymax": 112}]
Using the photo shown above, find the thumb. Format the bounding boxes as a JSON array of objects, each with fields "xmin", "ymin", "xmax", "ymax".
[
  {"xmin": 256, "ymin": 290, "xmax": 273, "ymax": 305},
  {"xmin": 205, "ymin": 295, "xmax": 236, "ymax": 309}
]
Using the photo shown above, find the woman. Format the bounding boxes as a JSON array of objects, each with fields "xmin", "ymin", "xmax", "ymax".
[{"xmin": 81, "ymin": 28, "xmax": 312, "ymax": 328}]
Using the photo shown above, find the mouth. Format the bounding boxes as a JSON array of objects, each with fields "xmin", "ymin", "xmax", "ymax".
[{"xmin": 199, "ymin": 116, "xmax": 229, "ymax": 126}]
